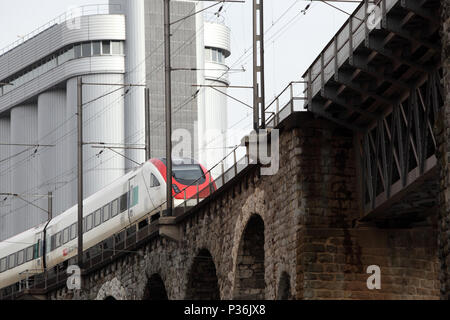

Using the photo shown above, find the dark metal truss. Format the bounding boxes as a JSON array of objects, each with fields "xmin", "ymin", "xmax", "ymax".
[{"xmin": 359, "ymin": 69, "xmax": 443, "ymax": 213}]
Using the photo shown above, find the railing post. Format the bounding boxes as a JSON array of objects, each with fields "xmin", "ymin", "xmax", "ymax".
[
  {"xmin": 209, "ymin": 171, "xmax": 212, "ymax": 194},
  {"xmin": 196, "ymin": 183, "xmax": 199, "ymax": 205},
  {"xmin": 221, "ymin": 161, "xmax": 225, "ymax": 185},
  {"xmin": 184, "ymin": 189, "xmax": 187, "ymax": 213},
  {"xmin": 234, "ymin": 149, "xmax": 238, "ymax": 176},
  {"xmin": 290, "ymin": 83, "xmax": 295, "ymax": 113},
  {"xmin": 276, "ymin": 98, "xmax": 280, "ymax": 126},
  {"xmin": 113, "ymin": 234, "xmax": 116, "ymax": 256}
]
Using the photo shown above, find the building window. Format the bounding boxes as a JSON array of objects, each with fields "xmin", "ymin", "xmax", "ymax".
[
  {"xmin": 111, "ymin": 41, "xmax": 123, "ymax": 55},
  {"xmin": 92, "ymin": 41, "xmax": 101, "ymax": 55},
  {"xmin": 102, "ymin": 41, "xmax": 111, "ymax": 55},
  {"xmin": 82, "ymin": 42, "xmax": 92, "ymax": 57},
  {"xmin": 74, "ymin": 44, "xmax": 82, "ymax": 58}
]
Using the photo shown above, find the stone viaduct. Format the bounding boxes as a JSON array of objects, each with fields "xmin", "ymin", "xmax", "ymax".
[{"xmin": 4, "ymin": 0, "xmax": 449, "ymax": 300}]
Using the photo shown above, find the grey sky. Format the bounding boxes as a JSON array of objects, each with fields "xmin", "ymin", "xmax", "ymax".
[{"xmin": 0, "ymin": 0, "xmax": 359, "ymax": 148}]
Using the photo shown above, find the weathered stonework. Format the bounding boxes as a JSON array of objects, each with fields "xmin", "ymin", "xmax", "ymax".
[
  {"xmin": 435, "ymin": 0, "xmax": 450, "ymax": 300},
  {"xmin": 48, "ymin": 113, "xmax": 440, "ymax": 300}
]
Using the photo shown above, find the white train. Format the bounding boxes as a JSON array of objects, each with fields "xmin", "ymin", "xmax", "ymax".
[{"xmin": 0, "ymin": 158, "xmax": 214, "ymax": 291}]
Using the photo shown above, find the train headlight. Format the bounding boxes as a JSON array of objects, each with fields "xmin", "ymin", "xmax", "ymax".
[{"xmin": 173, "ymin": 184, "xmax": 180, "ymax": 194}]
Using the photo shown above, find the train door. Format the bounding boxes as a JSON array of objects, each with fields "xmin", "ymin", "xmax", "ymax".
[
  {"xmin": 128, "ymin": 176, "xmax": 138, "ymax": 222},
  {"xmin": 34, "ymin": 231, "xmax": 44, "ymax": 271}
]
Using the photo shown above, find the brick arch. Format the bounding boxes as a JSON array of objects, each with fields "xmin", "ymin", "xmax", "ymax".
[
  {"xmin": 277, "ymin": 271, "xmax": 292, "ymax": 300},
  {"xmin": 185, "ymin": 248, "xmax": 221, "ymax": 300},
  {"xmin": 229, "ymin": 188, "xmax": 266, "ymax": 298},
  {"xmin": 142, "ymin": 273, "xmax": 168, "ymax": 300},
  {"xmin": 232, "ymin": 214, "xmax": 266, "ymax": 299},
  {"xmin": 95, "ymin": 277, "xmax": 128, "ymax": 300}
]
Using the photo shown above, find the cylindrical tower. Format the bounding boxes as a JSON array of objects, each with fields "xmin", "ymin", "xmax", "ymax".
[
  {"xmin": 110, "ymin": 0, "xmax": 147, "ymax": 169},
  {"xmin": 10, "ymin": 105, "xmax": 42, "ymax": 235},
  {"xmin": 66, "ymin": 74, "xmax": 126, "ymax": 200},
  {"xmin": 0, "ymin": 118, "xmax": 11, "ymax": 241},
  {"xmin": 199, "ymin": 17, "xmax": 231, "ymax": 177},
  {"xmin": 37, "ymin": 90, "xmax": 67, "ymax": 216}
]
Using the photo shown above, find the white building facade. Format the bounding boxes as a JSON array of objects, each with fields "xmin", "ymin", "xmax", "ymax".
[{"xmin": 0, "ymin": 1, "xmax": 230, "ymax": 241}]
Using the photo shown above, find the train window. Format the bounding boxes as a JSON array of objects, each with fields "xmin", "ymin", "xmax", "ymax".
[
  {"xmin": 63, "ymin": 227, "xmax": 70, "ymax": 244},
  {"xmin": 0, "ymin": 257, "xmax": 6, "ymax": 273},
  {"xmin": 35, "ymin": 240, "xmax": 41, "ymax": 258},
  {"xmin": 7, "ymin": 254, "xmax": 15, "ymax": 270},
  {"xmin": 120, "ymin": 193, "xmax": 128, "ymax": 212},
  {"xmin": 150, "ymin": 174, "xmax": 160, "ymax": 187},
  {"xmin": 50, "ymin": 235, "xmax": 56, "ymax": 251},
  {"xmin": 55, "ymin": 232, "xmax": 62, "ymax": 249},
  {"xmin": 111, "ymin": 199, "xmax": 119, "ymax": 217},
  {"xmin": 26, "ymin": 245, "xmax": 33, "ymax": 262},
  {"xmin": 102, "ymin": 204, "xmax": 110, "ymax": 222},
  {"xmin": 86, "ymin": 214, "xmax": 93, "ymax": 232},
  {"xmin": 70, "ymin": 223, "xmax": 77, "ymax": 240},
  {"xmin": 17, "ymin": 249, "xmax": 25, "ymax": 266},
  {"xmin": 131, "ymin": 187, "xmax": 139, "ymax": 207},
  {"xmin": 94, "ymin": 209, "xmax": 101, "ymax": 227}
]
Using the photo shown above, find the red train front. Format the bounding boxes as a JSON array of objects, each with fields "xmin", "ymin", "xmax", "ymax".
[{"xmin": 150, "ymin": 158, "xmax": 216, "ymax": 200}]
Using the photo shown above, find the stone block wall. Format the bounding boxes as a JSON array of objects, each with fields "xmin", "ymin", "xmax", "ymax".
[
  {"xmin": 51, "ymin": 115, "xmax": 440, "ymax": 300},
  {"xmin": 435, "ymin": 0, "xmax": 450, "ymax": 300}
]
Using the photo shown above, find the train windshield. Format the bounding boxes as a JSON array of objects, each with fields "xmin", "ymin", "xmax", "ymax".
[{"xmin": 172, "ymin": 164, "xmax": 206, "ymax": 185}]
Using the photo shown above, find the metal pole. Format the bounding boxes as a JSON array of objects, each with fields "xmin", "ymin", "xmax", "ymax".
[
  {"xmin": 253, "ymin": 0, "xmax": 266, "ymax": 130},
  {"xmin": 77, "ymin": 76, "xmax": 84, "ymax": 270},
  {"xmin": 164, "ymin": 0, "xmax": 173, "ymax": 217},
  {"xmin": 48, "ymin": 192, "xmax": 52, "ymax": 221},
  {"xmin": 145, "ymin": 88, "xmax": 151, "ymax": 160}
]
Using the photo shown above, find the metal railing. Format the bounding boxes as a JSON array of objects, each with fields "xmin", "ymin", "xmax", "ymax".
[
  {"xmin": 303, "ymin": 0, "xmax": 395, "ymax": 104},
  {"xmin": 265, "ymin": 81, "xmax": 307, "ymax": 128},
  {"xmin": 0, "ymin": 4, "xmax": 121, "ymax": 57}
]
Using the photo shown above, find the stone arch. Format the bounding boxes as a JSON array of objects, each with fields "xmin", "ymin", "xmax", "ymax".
[
  {"xmin": 229, "ymin": 188, "xmax": 266, "ymax": 297},
  {"xmin": 95, "ymin": 277, "xmax": 128, "ymax": 300},
  {"xmin": 277, "ymin": 272, "xmax": 292, "ymax": 300},
  {"xmin": 142, "ymin": 273, "xmax": 169, "ymax": 300},
  {"xmin": 233, "ymin": 214, "xmax": 265, "ymax": 300},
  {"xmin": 185, "ymin": 249, "xmax": 220, "ymax": 300}
]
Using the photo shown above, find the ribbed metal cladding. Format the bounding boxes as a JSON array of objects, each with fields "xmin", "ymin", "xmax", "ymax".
[
  {"xmin": 37, "ymin": 90, "xmax": 67, "ymax": 217},
  {"xmin": 143, "ymin": 0, "xmax": 198, "ymax": 160},
  {"xmin": 202, "ymin": 78, "xmax": 228, "ymax": 177},
  {"xmin": 66, "ymin": 74, "xmax": 125, "ymax": 201},
  {"xmin": 0, "ymin": 118, "xmax": 11, "ymax": 240},
  {"xmin": 111, "ymin": 0, "xmax": 147, "ymax": 169},
  {"xmin": 199, "ymin": 21, "xmax": 231, "ymax": 176},
  {"xmin": 10, "ymin": 105, "xmax": 43, "ymax": 236}
]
